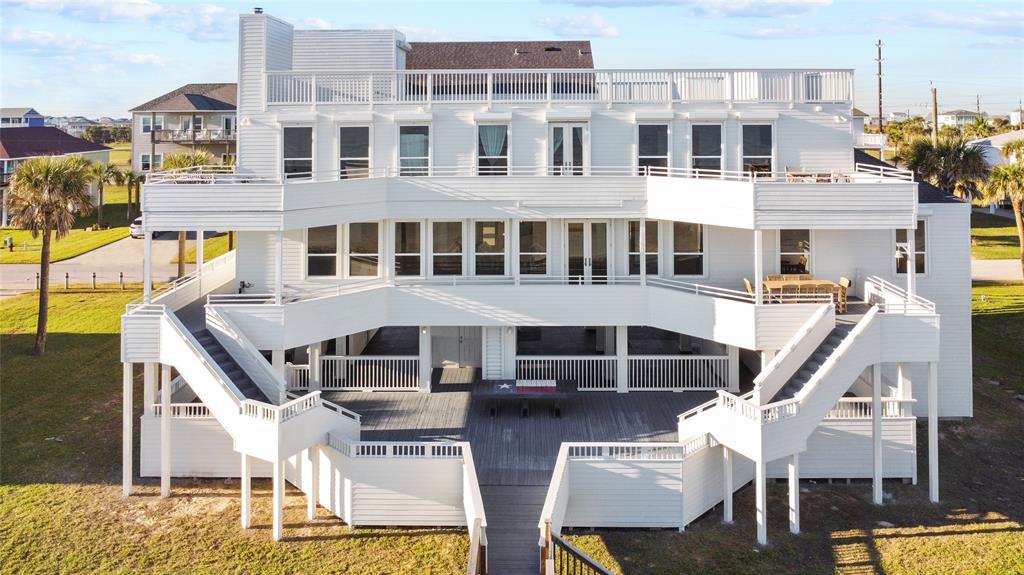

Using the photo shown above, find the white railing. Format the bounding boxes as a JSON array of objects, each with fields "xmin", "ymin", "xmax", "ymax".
[
  {"xmin": 515, "ymin": 356, "xmax": 618, "ymax": 391},
  {"xmin": 285, "ymin": 362, "xmax": 310, "ymax": 390},
  {"xmin": 320, "ymin": 355, "xmax": 420, "ymax": 391},
  {"xmin": 206, "ymin": 305, "xmax": 288, "ymax": 403},
  {"xmin": 824, "ymin": 397, "xmax": 916, "ymax": 419},
  {"xmin": 717, "ymin": 390, "xmax": 764, "ymax": 422},
  {"xmin": 462, "ymin": 447, "xmax": 488, "ymax": 575},
  {"xmin": 852, "ymin": 162, "xmax": 914, "ymax": 182},
  {"xmin": 266, "ymin": 69, "xmax": 853, "ymax": 106},
  {"xmin": 752, "ymin": 303, "xmax": 835, "ymax": 403},
  {"xmin": 151, "ymin": 403, "xmax": 212, "ymax": 418},
  {"xmin": 863, "ymin": 276, "xmax": 937, "ymax": 314},
  {"xmin": 241, "ymin": 390, "xmax": 323, "ymax": 423},
  {"xmin": 854, "ymin": 133, "xmax": 887, "ymax": 148},
  {"xmin": 152, "ymin": 129, "xmax": 236, "ymax": 143},
  {"xmin": 126, "ymin": 250, "xmax": 236, "ymax": 313},
  {"xmin": 627, "ymin": 355, "xmax": 729, "ymax": 391}
]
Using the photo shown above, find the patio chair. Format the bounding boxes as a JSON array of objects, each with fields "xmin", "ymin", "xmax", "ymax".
[
  {"xmin": 780, "ymin": 284, "xmax": 799, "ymax": 302},
  {"xmin": 837, "ymin": 277, "xmax": 851, "ymax": 313},
  {"xmin": 766, "ymin": 274, "xmax": 784, "ymax": 281},
  {"xmin": 798, "ymin": 274, "xmax": 814, "ymax": 280},
  {"xmin": 743, "ymin": 278, "xmax": 755, "ymax": 297},
  {"xmin": 815, "ymin": 283, "xmax": 834, "ymax": 303}
]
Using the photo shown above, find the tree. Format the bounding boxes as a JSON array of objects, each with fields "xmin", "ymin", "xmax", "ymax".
[
  {"xmin": 885, "ymin": 117, "xmax": 927, "ymax": 160},
  {"xmin": 1001, "ymin": 139, "xmax": 1024, "ymax": 163},
  {"xmin": 904, "ymin": 137, "xmax": 990, "ymax": 199},
  {"xmin": 89, "ymin": 162, "xmax": 119, "ymax": 227},
  {"xmin": 964, "ymin": 116, "xmax": 993, "ymax": 140},
  {"xmin": 119, "ymin": 169, "xmax": 143, "ymax": 221},
  {"xmin": 161, "ymin": 150, "xmax": 214, "ymax": 276},
  {"xmin": 6, "ymin": 156, "xmax": 94, "ymax": 355},
  {"xmin": 981, "ymin": 163, "xmax": 1024, "ymax": 280}
]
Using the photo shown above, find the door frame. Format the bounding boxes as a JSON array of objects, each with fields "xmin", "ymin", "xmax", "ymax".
[
  {"xmin": 564, "ymin": 219, "xmax": 611, "ymax": 283},
  {"xmin": 549, "ymin": 122, "xmax": 590, "ymax": 175}
]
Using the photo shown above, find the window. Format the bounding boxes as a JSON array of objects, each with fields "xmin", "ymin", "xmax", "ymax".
[
  {"xmin": 339, "ymin": 126, "xmax": 370, "ymax": 179},
  {"xmin": 672, "ymin": 222, "xmax": 704, "ymax": 275},
  {"xmin": 519, "ymin": 221, "xmax": 548, "ymax": 275},
  {"xmin": 347, "ymin": 222, "xmax": 379, "ymax": 276},
  {"xmin": 395, "ymin": 222, "xmax": 422, "ymax": 276},
  {"xmin": 140, "ymin": 154, "xmax": 162, "ymax": 171},
  {"xmin": 399, "ymin": 125, "xmax": 429, "ymax": 176},
  {"xmin": 477, "ymin": 125, "xmax": 509, "ymax": 175},
  {"xmin": 742, "ymin": 124, "xmax": 773, "ymax": 174},
  {"xmin": 637, "ymin": 125, "xmax": 668, "ymax": 174},
  {"xmin": 691, "ymin": 124, "xmax": 722, "ymax": 172},
  {"xmin": 223, "ymin": 116, "xmax": 235, "ymax": 133},
  {"xmin": 180, "ymin": 116, "xmax": 202, "ymax": 131},
  {"xmin": 896, "ymin": 220, "xmax": 926, "ymax": 274},
  {"xmin": 307, "ymin": 225, "xmax": 338, "ymax": 277},
  {"xmin": 628, "ymin": 221, "xmax": 659, "ymax": 275},
  {"xmin": 432, "ymin": 221, "xmax": 463, "ymax": 275},
  {"xmin": 779, "ymin": 230, "xmax": 811, "ymax": 274},
  {"xmin": 474, "ymin": 221, "xmax": 505, "ymax": 275},
  {"xmin": 221, "ymin": 153, "xmax": 236, "ymax": 165},
  {"xmin": 283, "ymin": 126, "xmax": 313, "ymax": 179},
  {"xmin": 141, "ymin": 115, "xmax": 163, "ymax": 133}
]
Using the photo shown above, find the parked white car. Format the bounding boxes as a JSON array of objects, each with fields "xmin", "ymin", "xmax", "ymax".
[{"xmin": 129, "ymin": 218, "xmax": 144, "ymax": 239}]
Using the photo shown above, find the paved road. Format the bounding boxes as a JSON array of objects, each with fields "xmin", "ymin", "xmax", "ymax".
[{"xmin": 972, "ymin": 259, "xmax": 1022, "ymax": 282}]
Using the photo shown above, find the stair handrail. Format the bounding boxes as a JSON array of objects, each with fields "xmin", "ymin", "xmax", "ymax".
[
  {"xmin": 206, "ymin": 304, "xmax": 288, "ymax": 404},
  {"xmin": 864, "ymin": 276, "xmax": 937, "ymax": 315},
  {"xmin": 240, "ymin": 390, "xmax": 323, "ymax": 423},
  {"xmin": 752, "ymin": 303, "xmax": 835, "ymax": 403},
  {"xmin": 287, "ymin": 391, "xmax": 362, "ymax": 423},
  {"xmin": 679, "ymin": 389, "xmax": 755, "ymax": 422},
  {"xmin": 716, "ymin": 389, "xmax": 763, "ymax": 422}
]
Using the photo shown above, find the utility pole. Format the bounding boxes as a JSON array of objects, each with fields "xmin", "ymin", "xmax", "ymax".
[
  {"xmin": 931, "ymin": 85, "xmax": 939, "ymax": 145},
  {"xmin": 875, "ymin": 40, "xmax": 884, "ymax": 129},
  {"xmin": 976, "ymin": 94, "xmax": 981, "ymax": 115}
]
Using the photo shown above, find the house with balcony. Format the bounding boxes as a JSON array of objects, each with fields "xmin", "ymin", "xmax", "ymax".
[
  {"xmin": 121, "ymin": 10, "xmax": 971, "ymax": 573},
  {"xmin": 129, "ymin": 83, "xmax": 237, "ymax": 172},
  {"xmin": 0, "ymin": 107, "xmax": 45, "ymax": 128}
]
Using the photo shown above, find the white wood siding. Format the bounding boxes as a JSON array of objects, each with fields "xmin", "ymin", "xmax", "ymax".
[
  {"xmin": 565, "ymin": 459, "xmax": 683, "ymax": 528},
  {"xmin": 292, "ymin": 30, "xmax": 398, "ymax": 71},
  {"xmin": 766, "ymin": 418, "xmax": 916, "ymax": 479}
]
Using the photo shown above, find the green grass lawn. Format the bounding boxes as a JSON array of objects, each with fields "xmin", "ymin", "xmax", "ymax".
[
  {"xmin": 108, "ymin": 142, "xmax": 131, "ymax": 169},
  {"xmin": 0, "ymin": 288, "xmax": 469, "ymax": 574},
  {"xmin": 971, "ymin": 211, "xmax": 1020, "ymax": 260},
  {"xmin": 170, "ymin": 233, "xmax": 232, "ymax": 264}
]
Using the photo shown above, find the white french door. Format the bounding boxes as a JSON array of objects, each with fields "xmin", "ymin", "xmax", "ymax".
[
  {"xmin": 550, "ymin": 123, "xmax": 588, "ymax": 175},
  {"xmin": 565, "ymin": 220, "xmax": 609, "ymax": 284}
]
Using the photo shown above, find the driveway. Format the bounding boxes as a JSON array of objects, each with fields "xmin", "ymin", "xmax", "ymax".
[{"xmin": 972, "ymin": 259, "xmax": 1022, "ymax": 283}]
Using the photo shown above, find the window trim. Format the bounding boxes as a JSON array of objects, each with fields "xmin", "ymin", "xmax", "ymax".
[
  {"xmin": 671, "ymin": 221, "xmax": 707, "ymax": 278},
  {"xmin": 471, "ymin": 220, "xmax": 508, "ymax": 276},
  {"xmin": 636, "ymin": 123, "xmax": 670, "ymax": 175},
  {"xmin": 281, "ymin": 125, "xmax": 315, "ymax": 180},
  {"xmin": 740, "ymin": 122, "xmax": 775, "ymax": 175},
  {"xmin": 393, "ymin": 220, "xmax": 425, "ymax": 277},
  {"xmin": 397, "ymin": 123, "xmax": 431, "ymax": 176},
  {"xmin": 518, "ymin": 220, "xmax": 550, "ymax": 276},
  {"xmin": 344, "ymin": 222, "xmax": 382, "ymax": 278},
  {"xmin": 429, "ymin": 220, "xmax": 465, "ymax": 277},
  {"xmin": 305, "ymin": 225, "xmax": 340, "ymax": 279},
  {"xmin": 141, "ymin": 115, "xmax": 164, "ymax": 133},
  {"xmin": 626, "ymin": 220, "xmax": 660, "ymax": 276},
  {"xmin": 140, "ymin": 153, "xmax": 163, "ymax": 172},
  {"xmin": 475, "ymin": 123, "xmax": 510, "ymax": 176},
  {"xmin": 777, "ymin": 229, "xmax": 813, "ymax": 275},
  {"xmin": 690, "ymin": 122, "xmax": 724, "ymax": 173},
  {"xmin": 894, "ymin": 219, "xmax": 928, "ymax": 277},
  {"xmin": 222, "ymin": 115, "xmax": 236, "ymax": 133},
  {"xmin": 338, "ymin": 124, "xmax": 372, "ymax": 179}
]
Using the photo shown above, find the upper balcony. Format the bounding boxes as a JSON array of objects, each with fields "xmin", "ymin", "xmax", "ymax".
[
  {"xmin": 151, "ymin": 128, "xmax": 237, "ymax": 144},
  {"xmin": 265, "ymin": 69, "xmax": 853, "ymax": 107}
]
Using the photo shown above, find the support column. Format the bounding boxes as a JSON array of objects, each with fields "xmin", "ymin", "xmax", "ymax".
[
  {"xmin": 418, "ymin": 327, "xmax": 432, "ymax": 392},
  {"xmin": 143, "ymin": 231, "xmax": 153, "ymax": 302},
  {"xmin": 615, "ymin": 325, "xmax": 628, "ymax": 393},
  {"xmin": 307, "ymin": 447, "xmax": 319, "ymax": 521},
  {"xmin": 196, "ymin": 229, "xmax": 204, "ymax": 269},
  {"xmin": 308, "ymin": 341, "xmax": 322, "ymax": 391},
  {"xmin": 755, "ymin": 458, "xmax": 768, "ymax": 545},
  {"xmin": 383, "ymin": 219, "xmax": 393, "ymax": 285},
  {"xmin": 511, "ymin": 219, "xmax": 520, "ymax": 286},
  {"xmin": 906, "ymin": 224, "xmax": 916, "ymax": 297},
  {"xmin": 727, "ymin": 345, "xmax": 740, "ymax": 392},
  {"xmin": 722, "ymin": 446, "xmax": 734, "ymax": 524},
  {"xmin": 272, "ymin": 458, "xmax": 285, "ymax": 541},
  {"xmin": 122, "ymin": 362, "xmax": 133, "ymax": 496},
  {"xmin": 928, "ymin": 362, "xmax": 939, "ymax": 503},
  {"xmin": 275, "ymin": 230, "xmax": 284, "ymax": 305},
  {"xmin": 897, "ymin": 362, "xmax": 912, "ymax": 400},
  {"xmin": 160, "ymin": 363, "xmax": 171, "ymax": 497},
  {"xmin": 143, "ymin": 362, "xmax": 156, "ymax": 415},
  {"xmin": 788, "ymin": 453, "xmax": 800, "ymax": 534},
  {"xmin": 241, "ymin": 453, "xmax": 252, "ymax": 529},
  {"xmin": 753, "ymin": 229, "xmax": 764, "ymax": 305},
  {"xmin": 872, "ymin": 363, "xmax": 884, "ymax": 505},
  {"xmin": 271, "ymin": 350, "xmax": 285, "ymax": 377},
  {"xmin": 639, "ymin": 219, "xmax": 647, "ymax": 287}
]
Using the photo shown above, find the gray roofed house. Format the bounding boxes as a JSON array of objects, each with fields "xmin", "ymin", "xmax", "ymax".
[
  {"xmin": 407, "ymin": 41, "xmax": 594, "ymax": 70},
  {"xmin": 130, "ymin": 83, "xmax": 237, "ymax": 113},
  {"xmin": 0, "ymin": 107, "xmax": 45, "ymax": 127}
]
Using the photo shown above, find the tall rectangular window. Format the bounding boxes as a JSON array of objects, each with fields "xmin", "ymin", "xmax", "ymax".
[
  {"xmin": 399, "ymin": 125, "xmax": 429, "ymax": 176},
  {"xmin": 339, "ymin": 126, "xmax": 370, "ymax": 179},
  {"xmin": 307, "ymin": 225, "xmax": 338, "ymax": 277},
  {"xmin": 779, "ymin": 230, "xmax": 811, "ymax": 274},
  {"xmin": 896, "ymin": 220, "xmax": 926, "ymax": 274},
  {"xmin": 742, "ymin": 124, "xmax": 773, "ymax": 174},
  {"xmin": 432, "ymin": 221, "xmax": 463, "ymax": 275},
  {"xmin": 637, "ymin": 125, "xmax": 668, "ymax": 174},
  {"xmin": 474, "ymin": 221, "xmax": 505, "ymax": 275},
  {"xmin": 140, "ymin": 154, "xmax": 162, "ymax": 171},
  {"xmin": 347, "ymin": 222, "xmax": 379, "ymax": 277},
  {"xmin": 519, "ymin": 221, "xmax": 547, "ymax": 275},
  {"xmin": 283, "ymin": 126, "xmax": 313, "ymax": 179},
  {"xmin": 628, "ymin": 220, "xmax": 659, "ymax": 275},
  {"xmin": 673, "ymin": 222, "xmax": 704, "ymax": 275},
  {"xmin": 691, "ymin": 124, "xmax": 722, "ymax": 172},
  {"xmin": 141, "ymin": 116, "xmax": 163, "ymax": 133},
  {"xmin": 477, "ymin": 125, "xmax": 509, "ymax": 175},
  {"xmin": 395, "ymin": 222, "xmax": 422, "ymax": 276}
]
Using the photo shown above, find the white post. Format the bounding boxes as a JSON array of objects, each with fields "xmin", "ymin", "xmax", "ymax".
[
  {"xmin": 196, "ymin": 229, "xmax": 204, "ymax": 270},
  {"xmin": 122, "ymin": 362, "xmax": 133, "ymax": 496},
  {"xmin": 727, "ymin": 345, "xmax": 740, "ymax": 392},
  {"xmin": 383, "ymin": 219, "xmax": 393, "ymax": 285},
  {"xmin": 511, "ymin": 219, "xmax": 520, "ymax": 286},
  {"xmin": 872, "ymin": 363, "xmax": 884, "ymax": 505},
  {"xmin": 639, "ymin": 219, "xmax": 647, "ymax": 287},
  {"xmin": 897, "ymin": 362, "xmax": 912, "ymax": 400},
  {"xmin": 753, "ymin": 229, "xmax": 764, "ymax": 305},
  {"xmin": 272, "ymin": 458, "xmax": 285, "ymax": 541},
  {"xmin": 928, "ymin": 361, "xmax": 939, "ymax": 503},
  {"xmin": 755, "ymin": 457, "xmax": 768, "ymax": 545},
  {"xmin": 143, "ymin": 362, "xmax": 156, "ymax": 415},
  {"xmin": 275, "ymin": 230, "xmax": 284, "ymax": 305},
  {"xmin": 143, "ymin": 231, "xmax": 153, "ymax": 302},
  {"xmin": 307, "ymin": 447, "xmax": 319, "ymax": 521},
  {"xmin": 788, "ymin": 453, "xmax": 800, "ymax": 534},
  {"xmin": 272, "ymin": 350, "xmax": 285, "ymax": 377},
  {"xmin": 906, "ymin": 224, "xmax": 916, "ymax": 297},
  {"xmin": 241, "ymin": 453, "xmax": 252, "ymax": 529},
  {"xmin": 160, "ymin": 363, "xmax": 171, "ymax": 497},
  {"xmin": 418, "ymin": 326, "xmax": 432, "ymax": 392},
  {"xmin": 722, "ymin": 446, "xmax": 733, "ymax": 523},
  {"xmin": 308, "ymin": 341, "xmax": 322, "ymax": 391},
  {"xmin": 616, "ymin": 325, "xmax": 628, "ymax": 393}
]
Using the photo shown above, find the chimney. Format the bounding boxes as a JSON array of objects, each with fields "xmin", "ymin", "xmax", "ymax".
[{"xmin": 254, "ymin": 7, "xmax": 263, "ymax": 14}]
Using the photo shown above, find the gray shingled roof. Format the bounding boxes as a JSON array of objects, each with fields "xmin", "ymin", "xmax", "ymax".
[
  {"xmin": 130, "ymin": 83, "xmax": 236, "ymax": 112},
  {"xmin": 853, "ymin": 149, "xmax": 961, "ymax": 204},
  {"xmin": 0, "ymin": 127, "xmax": 110, "ymax": 159},
  {"xmin": 407, "ymin": 41, "xmax": 593, "ymax": 70},
  {"xmin": 0, "ymin": 107, "xmax": 43, "ymax": 118}
]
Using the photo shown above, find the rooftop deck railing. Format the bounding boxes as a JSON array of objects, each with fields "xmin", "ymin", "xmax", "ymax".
[{"xmin": 266, "ymin": 68, "xmax": 853, "ymax": 106}]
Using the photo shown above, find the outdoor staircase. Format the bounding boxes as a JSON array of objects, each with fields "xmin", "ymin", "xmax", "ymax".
[
  {"xmin": 772, "ymin": 324, "xmax": 853, "ymax": 402},
  {"xmin": 481, "ymin": 485, "xmax": 546, "ymax": 575},
  {"xmin": 192, "ymin": 328, "xmax": 269, "ymax": 403}
]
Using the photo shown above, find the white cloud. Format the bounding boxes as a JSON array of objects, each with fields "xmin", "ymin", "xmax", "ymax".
[
  {"xmin": 908, "ymin": 10, "xmax": 1024, "ymax": 38},
  {"xmin": 549, "ymin": 0, "xmax": 831, "ymax": 18},
  {"xmin": 1, "ymin": 27, "xmax": 109, "ymax": 53},
  {"xmin": 115, "ymin": 52, "xmax": 167, "ymax": 66},
  {"xmin": 298, "ymin": 17, "xmax": 332, "ymax": 30},
  {"xmin": 535, "ymin": 14, "xmax": 620, "ymax": 38},
  {"xmin": 392, "ymin": 25, "xmax": 453, "ymax": 42}
]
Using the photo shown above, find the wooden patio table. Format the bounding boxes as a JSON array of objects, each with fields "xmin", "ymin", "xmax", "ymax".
[
  {"xmin": 761, "ymin": 277, "xmax": 840, "ymax": 303},
  {"xmin": 472, "ymin": 380, "xmax": 573, "ymax": 418}
]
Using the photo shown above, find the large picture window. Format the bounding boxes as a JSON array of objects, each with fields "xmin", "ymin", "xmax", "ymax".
[
  {"xmin": 477, "ymin": 125, "xmax": 508, "ymax": 175},
  {"xmin": 779, "ymin": 229, "xmax": 811, "ymax": 274},
  {"xmin": 519, "ymin": 221, "xmax": 547, "ymax": 275},
  {"xmin": 395, "ymin": 222, "xmax": 422, "ymax": 276},
  {"xmin": 628, "ymin": 220, "xmax": 659, "ymax": 275},
  {"xmin": 141, "ymin": 115, "xmax": 163, "ymax": 133},
  {"xmin": 474, "ymin": 221, "xmax": 505, "ymax": 275},
  {"xmin": 637, "ymin": 125, "xmax": 668, "ymax": 174},
  {"xmin": 691, "ymin": 124, "xmax": 722, "ymax": 172},
  {"xmin": 742, "ymin": 124, "xmax": 773, "ymax": 174},
  {"xmin": 140, "ymin": 154, "xmax": 163, "ymax": 171},
  {"xmin": 399, "ymin": 125, "xmax": 430, "ymax": 176},
  {"xmin": 339, "ymin": 126, "xmax": 370, "ymax": 179},
  {"xmin": 347, "ymin": 222, "xmax": 379, "ymax": 277},
  {"xmin": 283, "ymin": 126, "xmax": 313, "ymax": 179},
  {"xmin": 896, "ymin": 220, "xmax": 926, "ymax": 274},
  {"xmin": 307, "ymin": 225, "xmax": 338, "ymax": 277},
  {"xmin": 432, "ymin": 221, "xmax": 463, "ymax": 275},
  {"xmin": 672, "ymin": 222, "xmax": 704, "ymax": 275}
]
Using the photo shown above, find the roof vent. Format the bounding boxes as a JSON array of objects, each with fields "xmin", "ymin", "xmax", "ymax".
[
  {"xmin": 253, "ymin": 7, "xmax": 263, "ymax": 14},
  {"xmin": 514, "ymin": 47, "xmax": 520, "ymax": 56},
  {"xmin": 544, "ymin": 46, "xmax": 562, "ymax": 52}
]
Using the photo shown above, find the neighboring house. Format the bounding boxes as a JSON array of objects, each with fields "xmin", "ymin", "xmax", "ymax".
[
  {"xmin": 98, "ymin": 116, "xmax": 132, "ymax": 127},
  {"xmin": 970, "ymin": 129, "xmax": 1024, "ymax": 210},
  {"xmin": 887, "ymin": 111, "xmax": 909, "ymax": 123},
  {"xmin": 129, "ymin": 83, "xmax": 237, "ymax": 173},
  {"xmin": 0, "ymin": 107, "xmax": 45, "ymax": 128},
  {"xmin": 60, "ymin": 116, "xmax": 99, "ymax": 137},
  {"xmin": 937, "ymin": 109, "xmax": 985, "ymax": 128},
  {"xmin": 124, "ymin": 11, "xmax": 969, "ymax": 563},
  {"xmin": 0, "ymin": 127, "xmax": 110, "ymax": 226},
  {"xmin": 1010, "ymin": 109, "xmax": 1023, "ymax": 127}
]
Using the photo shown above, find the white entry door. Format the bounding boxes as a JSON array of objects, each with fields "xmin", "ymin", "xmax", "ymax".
[
  {"xmin": 432, "ymin": 326, "xmax": 482, "ymax": 368},
  {"xmin": 565, "ymin": 220, "xmax": 609, "ymax": 284},
  {"xmin": 550, "ymin": 123, "xmax": 587, "ymax": 175}
]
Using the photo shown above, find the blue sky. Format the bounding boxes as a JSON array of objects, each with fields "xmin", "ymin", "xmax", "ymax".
[{"xmin": 1, "ymin": 0, "xmax": 1022, "ymax": 118}]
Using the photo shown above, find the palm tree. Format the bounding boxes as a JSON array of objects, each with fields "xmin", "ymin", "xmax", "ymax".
[
  {"xmin": 903, "ymin": 137, "xmax": 990, "ymax": 199},
  {"xmin": 1002, "ymin": 139, "xmax": 1024, "ymax": 163},
  {"xmin": 161, "ymin": 150, "xmax": 214, "ymax": 276},
  {"xmin": 964, "ymin": 116, "xmax": 992, "ymax": 140},
  {"xmin": 6, "ymin": 156, "xmax": 94, "ymax": 355},
  {"xmin": 981, "ymin": 163, "xmax": 1024, "ymax": 280},
  {"xmin": 89, "ymin": 162, "xmax": 119, "ymax": 228},
  {"xmin": 119, "ymin": 169, "xmax": 143, "ymax": 221}
]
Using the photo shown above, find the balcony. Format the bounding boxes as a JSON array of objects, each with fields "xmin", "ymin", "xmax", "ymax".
[
  {"xmin": 151, "ymin": 129, "xmax": 236, "ymax": 144},
  {"xmin": 854, "ymin": 132, "xmax": 887, "ymax": 149},
  {"xmin": 266, "ymin": 69, "xmax": 854, "ymax": 106}
]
